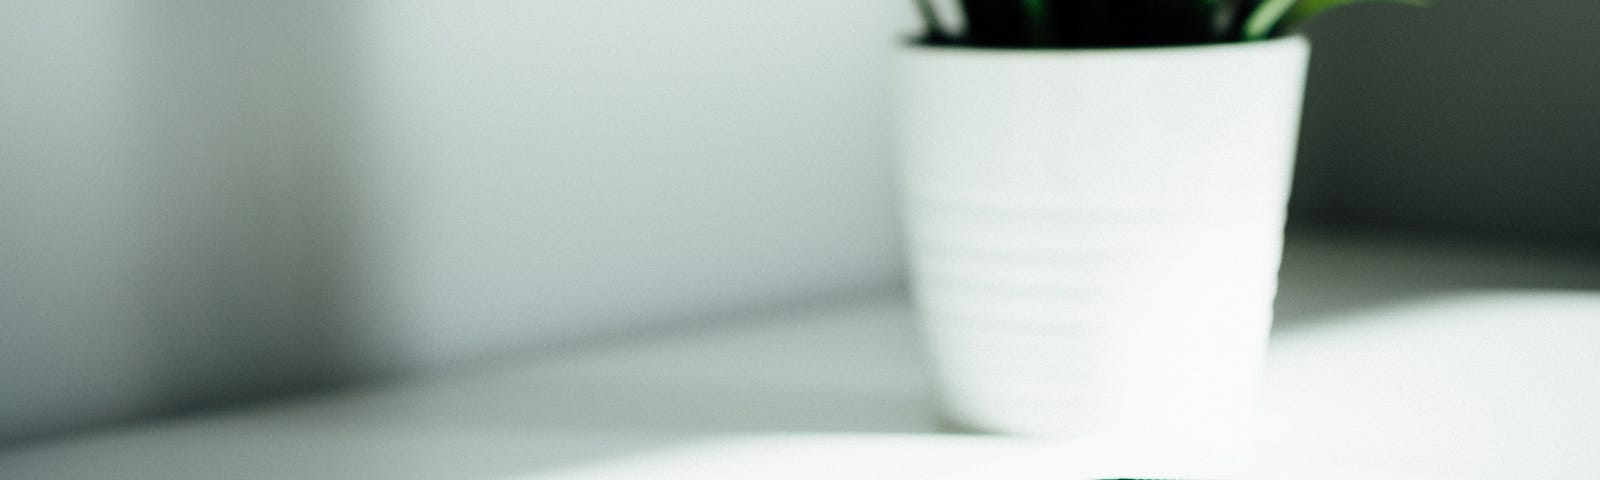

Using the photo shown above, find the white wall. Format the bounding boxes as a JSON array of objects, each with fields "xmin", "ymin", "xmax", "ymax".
[
  {"xmin": 342, "ymin": 0, "xmax": 910, "ymax": 373},
  {"xmin": 1, "ymin": 0, "xmax": 912, "ymax": 444}
]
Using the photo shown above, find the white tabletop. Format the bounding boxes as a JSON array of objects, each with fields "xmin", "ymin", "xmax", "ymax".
[{"xmin": 2, "ymin": 231, "xmax": 1597, "ymax": 479}]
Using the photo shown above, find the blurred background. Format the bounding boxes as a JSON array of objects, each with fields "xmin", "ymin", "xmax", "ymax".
[{"xmin": 2, "ymin": 0, "xmax": 1596, "ymax": 447}]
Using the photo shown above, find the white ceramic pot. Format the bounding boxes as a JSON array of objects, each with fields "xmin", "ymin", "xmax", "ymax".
[{"xmin": 895, "ymin": 36, "xmax": 1310, "ymax": 452}]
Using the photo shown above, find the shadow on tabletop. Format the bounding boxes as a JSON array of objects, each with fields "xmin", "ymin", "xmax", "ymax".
[{"xmin": 1273, "ymin": 225, "xmax": 1600, "ymax": 332}]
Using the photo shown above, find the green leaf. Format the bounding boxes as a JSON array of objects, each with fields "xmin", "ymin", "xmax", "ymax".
[
  {"xmin": 1021, "ymin": 0, "xmax": 1050, "ymax": 44},
  {"xmin": 913, "ymin": 0, "xmax": 949, "ymax": 42},
  {"xmin": 1242, "ymin": 0, "xmax": 1297, "ymax": 40},
  {"xmin": 1243, "ymin": 0, "xmax": 1428, "ymax": 40}
]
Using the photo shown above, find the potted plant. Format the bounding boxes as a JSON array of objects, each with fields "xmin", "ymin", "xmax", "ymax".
[{"xmin": 895, "ymin": 0, "xmax": 1422, "ymax": 452}]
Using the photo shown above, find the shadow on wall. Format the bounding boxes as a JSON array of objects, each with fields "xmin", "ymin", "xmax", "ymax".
[
  {"xmin": 2, "ymin": 0, "xmax": 909, "ymax": 445},
  {"xmin": 0, "ymin": 1, "xmax": 365, "ymax": 445},
  {"xmin": 1290, "ymin": 0, "xmax": 1600, "ymax": 242},
  {"xmin": 125, "ymin": 0, "xmax": 366, "ymax": 415}
]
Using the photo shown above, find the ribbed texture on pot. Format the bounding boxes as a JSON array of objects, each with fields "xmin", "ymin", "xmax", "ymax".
[{"xmin": 895, "ymin": 37, "xmax": 1309, "ymax": 447}]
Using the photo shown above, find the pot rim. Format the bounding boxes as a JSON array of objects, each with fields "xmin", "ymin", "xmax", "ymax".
[{"xmin": 897, "ymin": 34, "xmax": 1308, "ymax": 57}]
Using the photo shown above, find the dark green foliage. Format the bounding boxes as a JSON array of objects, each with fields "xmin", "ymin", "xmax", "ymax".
[{"xmin": 913, "ymin": 0, "xmax": 1423, "ymax": 47}]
